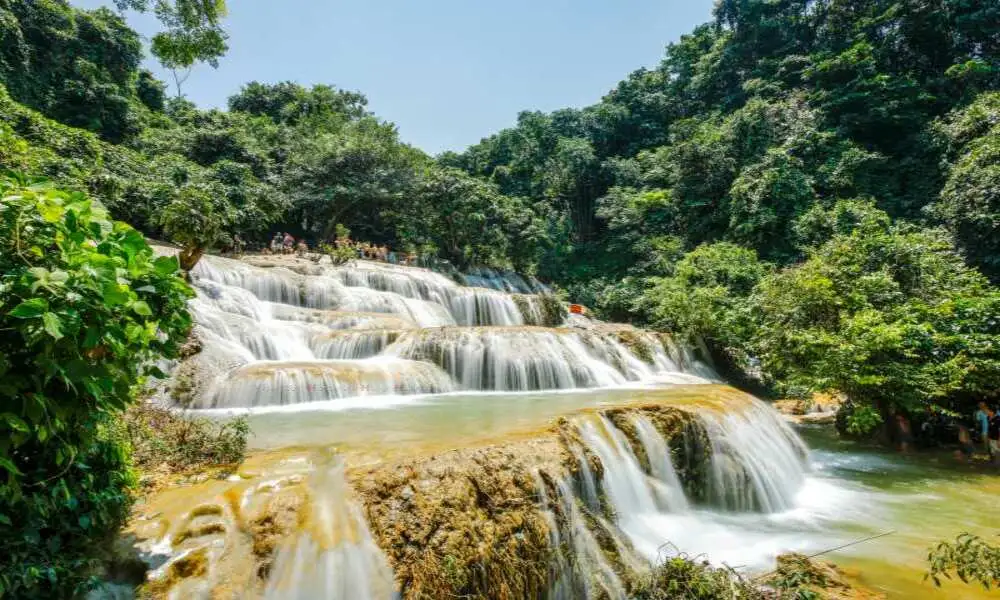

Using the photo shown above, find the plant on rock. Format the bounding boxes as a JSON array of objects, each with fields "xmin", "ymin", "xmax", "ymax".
[{"xmin": 0, "ymin": 174, "xmax": 192, "ymax": 597}]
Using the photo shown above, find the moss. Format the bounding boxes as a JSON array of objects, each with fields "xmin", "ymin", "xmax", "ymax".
[
  {"xmin": 603, "ymin": 405, "xmax": 713, "ymax": 503},
  {"xmin": 630, "ymin": 551, "xmax": 767, "ymax": 599},
  {"xmin": 538, "ymin": 294, "xmax": 568, "ymax": 327},
  {"xmin": 169, "ymin": 363, "xmax": 197, "ymax": 406},
  {"xmin": 248, "ymin": 490, "xmax": 307, "ymax": 580},
  {"xmin": 124, "ymin": 403, "xmax": 249, "ymax": 491},
  {"xmin": 511, "ymin": 294, "xmax": 536, "ymax": 326},
  {"xmin": 767, "ymin": 553, "xmax": 885, "ymax": 599},
  {"xmin": 616, "ymin": 329, "xmax": 656, "ymax": 364},
  {"xmin": 351, "ymin": 439, "xmax": 566, "ymax": 600}
]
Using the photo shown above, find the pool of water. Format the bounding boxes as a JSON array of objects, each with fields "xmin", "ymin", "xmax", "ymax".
[{"xmin": 199, "ymin": 385, "xmax": 998, "ymax": 598}]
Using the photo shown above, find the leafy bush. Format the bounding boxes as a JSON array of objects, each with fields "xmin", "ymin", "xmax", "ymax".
[
  {"xmin": 320, "ymin": 241, "xmax": 357, "ymax": 266},
  {"xmin": 927, "ymin": 533, "xmax": 1000, "ymax": 590},
  {"xmin": 125, "ymin": 403, "xmax": 249, "ymax": 475},
  {"xmin": 158, "ymin": 184, "xmax": 225, "ymax": 271},
  {"xmin": 752, "ymin": 205, "xmax": 1000, "ymax": 431},
  {"xmin": 631, "ymin": 551, "xmax": 765, "ymax": 599},
  {"xmin": 0, "ymin": 174, "xmax": 192, "ymax": 597}
]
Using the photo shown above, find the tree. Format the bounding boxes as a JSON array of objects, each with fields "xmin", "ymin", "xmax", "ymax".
[
  {"xmin": 0, "ymin": 174, "xmax": 191, "ymax": 596},
  {"xmin": 0, "ymin": 1, "xmax": 144, "ymax": 142},
  {"xmin": 113, "ymin": 0, "xmax": 230, "ymax": 96},
  {"xmin": 931, "ymin": 92, "xmax": 1000, "ymax": 282},
  {"xmin": 398, "ymin": 166, "xmax": 525, "ymax": 270},
  {"xmin": 752, "ymin": 201, "xmax": 1000, "ymax": 433},
  {"xmin": 228, "ymin": 81, "xmax": 369, "ymax": 126},
  {"xmin": 158, "ymin": 183, "xmax": 225, "ymax": 272},
  {"xmin": 640, "ymin": 242, "xmax": 770, "ymax": 381}
]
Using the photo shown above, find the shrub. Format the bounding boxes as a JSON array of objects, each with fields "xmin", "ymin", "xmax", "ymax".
[
  {"xmin": 125, "ymin": 403, "xmax": 249, "ymax": 476},
  {"xmin": 927, "ymin": 533, "xmax": 1000, "ymax": 590},
  {"xmin": 0, "ymin": 174, "xmax": 192, "ymax": 597},
  {"xmin": 631, "ymin": 551, "xmax": 766, "ymax": 599}
]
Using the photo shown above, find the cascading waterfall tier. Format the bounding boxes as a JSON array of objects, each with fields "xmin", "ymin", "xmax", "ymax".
[
  {"xmin": 384, "ymin": 326, "xmax": 691, "ymax": 392},
  {"xmin": 201, "ymin": 359, "xmax": 455, "ymax": 409},
  {"xmin": 169, "ymin": 253, "xmax": 715, "ymax": 408},
  {"xmin": 558, "ymin": 398, "xmax": 811, "ymax": 569}
]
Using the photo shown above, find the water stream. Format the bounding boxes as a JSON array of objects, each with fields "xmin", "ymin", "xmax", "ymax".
[{"xmin": 145, "ymin": 252, "xmax": 998, "ymax": 599}]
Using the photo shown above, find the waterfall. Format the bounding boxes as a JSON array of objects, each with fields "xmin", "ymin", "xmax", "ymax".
[
  {"xmin": 562, "ymin": 401, "xmax": 811, "ymax": 568},
  {"xmin": 700, "ymin": 399, "xmax": 810, "ymax": 512},
  {"xmin": 202, "ymin": 360, "xmax": 454, "ymax": 409},
  {"xmin": 174, "ymin": 251, "xmax": 714, "ymax": 407},
  {"xmin": 386, "ymin": 328, "xmax": 636, "ymax": 391},
  {"xmin": 312, "ymin": 330, "xmax": 404, "ymax": 360},
  {"xmin": 264, "ymin": 457, "xmax": 397, "ymax": 599},
  {"xmin": 195, "ymin": 255, "xmax": 305, "ymax": 305},
  {"xmin": 153, "ymin": 247, "xmax": 831, "ymax": 599},
  {"xmin": 576, "ymin": 417, "xmax": 660, "ymax": 516},
  {"xmin": 449, "ymin": 288, "xmax": 525, "ymax": 326},
  {"xmin": 461, "ymin": 267, "xmax": 547, "ymax": 294},
  {"xmin": 535, "ymin": 473, "xmax": 628, "ymax": 600},
  {"xmin": 630, "ymin": 414, "xmax": 689, "ymax": 512}
]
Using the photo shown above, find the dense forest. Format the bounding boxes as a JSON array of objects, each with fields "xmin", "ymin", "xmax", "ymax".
[
  {"xmin": 6, "ymin": 0, "xmax": 996, "ymax": 425},
  {"xmin": 1, "ymin": 0, "xmax": 1000, "ymax": 595}
]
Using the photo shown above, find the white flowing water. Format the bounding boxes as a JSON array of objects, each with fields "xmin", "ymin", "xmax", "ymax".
[
  {"xmin": 175, "ymin": 254, "xmax": 714, "ymax": 408},
  {"xmin": 536, "ymin": 473, "xmax": 628, "ymax": 600},
  {"xmin": 701, "ymin": 399, "xmax": 810, "ymax": 512},
  {"xmin": 152, "ymin": 252, "xmax": 999, "ymax": 600},
  {"xmin": 263, "ymin": 456, "xmax": 398, "ymax": 600},
  {"xmin": 202, "ymin": 359, "xmax": 455, "ymax": 409},
  {"xmin": 562, "ymin": 398, "xmax": 828, "ymax": 574}
]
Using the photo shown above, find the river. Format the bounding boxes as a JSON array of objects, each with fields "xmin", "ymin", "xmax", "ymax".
[{"xmin": 137, "ymin": 251, "xmax": 998, "ymax": 599}]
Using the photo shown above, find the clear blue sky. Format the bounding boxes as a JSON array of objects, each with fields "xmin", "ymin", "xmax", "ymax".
[{"xmin": 72, "ymin": 1, "xmax": 715, "ymax": 155}]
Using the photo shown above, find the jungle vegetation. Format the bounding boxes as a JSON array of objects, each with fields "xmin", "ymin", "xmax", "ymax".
[
  {"xmin": 0, "ymin": 1, "xmax": 999, "ymax": 594},
  {"xmin": 2, "ymin": 0, "xmax": 999, "ymax": 435}
]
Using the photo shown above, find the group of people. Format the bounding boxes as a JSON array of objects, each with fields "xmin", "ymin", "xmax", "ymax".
[
  {"xmin": 332, "ymin": 237, "xmax": 416, "ymax": 265},
  {"xmin": 264, "ymin": 232, "xmax": 308, "ymax": 257}
]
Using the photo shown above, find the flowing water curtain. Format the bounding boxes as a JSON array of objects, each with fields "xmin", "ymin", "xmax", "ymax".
[
  {"xmin": 264, "ymin": 455, "xmax": 399, "ymax": 600},
  {"xmin": 699, "ymin": 400, "xmax": 810, "ymax": 512},
  {"xmin": 557, "ymin": 403, "xmax": 812, "ymax": 575},
  {"xmin": 172, "ymin": 250, "xmax": 717, "ymax": 408},
  {"xmin": 206, "ymin": 360, "xmax": 455, "ymax": 409}
]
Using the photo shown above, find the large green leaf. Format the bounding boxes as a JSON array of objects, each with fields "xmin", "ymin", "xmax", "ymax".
[
  {"xmin": 42, "ymin": 312, "xmax": 63, "ymax": 340},
  {"xmin": 9, "ymin": 298, "xmax": 48, "ymax": 318}
]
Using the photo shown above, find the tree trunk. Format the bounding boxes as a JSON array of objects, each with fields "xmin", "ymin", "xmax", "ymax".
[{"xmin": 178, "ymin": 245, "xmax": 205, "ymax": 279}]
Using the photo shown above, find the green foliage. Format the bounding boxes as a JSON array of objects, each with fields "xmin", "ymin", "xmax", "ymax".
[
  {"xmin": 229, "ymin": 81, "xmax": 368, "ymax": 125},
  {"xmin": 397, "ymin": 166, "xmax": 537, "ymax": 270},
  {"xmin": 927, "ymin": 533, "xmax": 1000, "ymax": 590},
  {"xmin": 0, "ymin": 0, "xmax": 145, "ymax": 142},
  {"xmin": 0, "ymin": 415, "xmax": 136, "ymax": 599},
  {"xmin": 751, "ymin": 203, "xmax": 1000, "ymax": 418},
  {"xmin": 125, "ymin": 403, "xmax": 248, "ymax": 473},
  {"xmin": 642, "ymin": 242, "xmax": 769, "ymax": 350},
  {"xmin": 931, "ymin": 92, "xmax": 1000, "ymax": 282},
  {"xmin": 320, "ymin": 242, "xmax": 358, "ymax": 266},
  {"xmin": 115, "ymin": 0, "xmax": 229, "ymax": 78},
  {"xmin": 631, "ymin": 551, "xmax": 766, "ymax": 599},
  {"xmin": 0, "ymin": 174, "xmax": 192, "ymax": 596}
]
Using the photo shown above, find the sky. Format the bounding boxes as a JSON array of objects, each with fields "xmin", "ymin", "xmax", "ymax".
[{"xmin": 72, "ymin": 1, "xmax": 715, "ymax": 155}]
